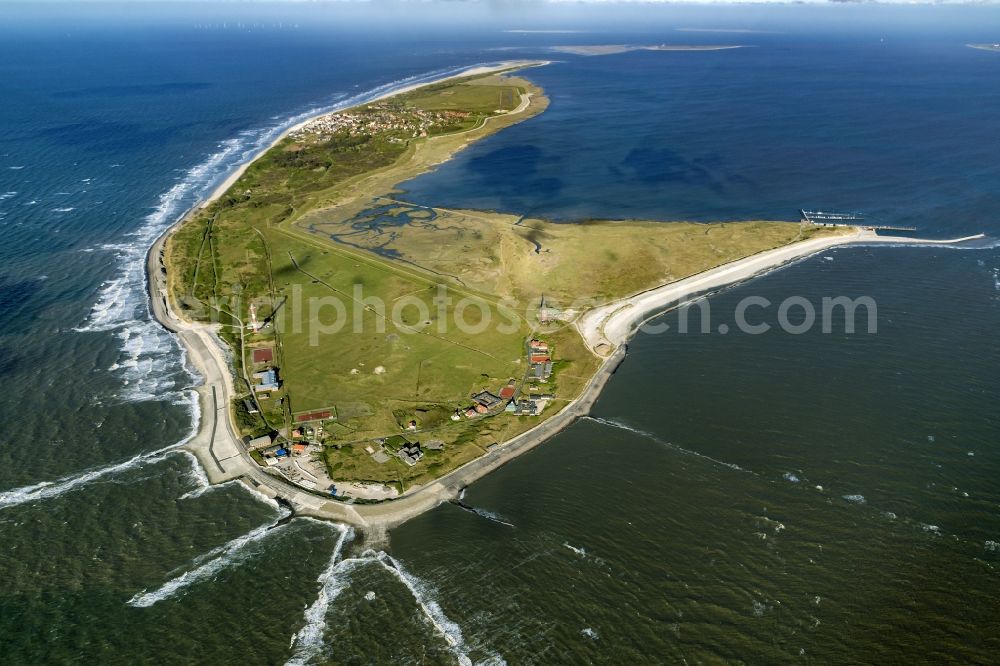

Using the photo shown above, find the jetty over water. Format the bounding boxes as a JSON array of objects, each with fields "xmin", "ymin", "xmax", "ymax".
[{"xmin": 800, "ymin": 209, "xmax": 916, "ymax": 232}]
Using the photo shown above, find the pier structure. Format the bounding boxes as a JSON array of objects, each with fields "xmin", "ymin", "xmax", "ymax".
[{"xmin": 800, "ymin": 209, "xmax": 916, "ymax": 232}]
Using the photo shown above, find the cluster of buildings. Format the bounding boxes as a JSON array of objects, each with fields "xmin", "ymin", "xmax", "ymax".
[
  {"xmin": 246, "ymin": 433, "xmax": 311, "ymax": 466},
  {"xmin": 505, "ymin": 394, "xmax": 552, "ymax": 417},
  {"xmin": 242, "ymin": 337, "xmax": 559, "ymax": 484},
  {"xmin": 245, "ymin": 423, "xmax": 335, "ymax": 494},
  {"xmin": 253, "ymin": 368, "xmax": 279, "ymax": 394},
  {"xmin": 366, "ymin": 435, "xmax": 445, "ymax": 468},
  {"xmin": 456, "ymin": 383, "xmax": 514, "ymax": 420},
  {"xmin": 289, "ymin": 104, "xmax": 471, "ymax": 143},
  {"xmin": 528, "ymin": 339, "xmax": 553, "ymax": 381},
  {"xmin": 450, "ymin": 339, "xmax": 557, "ymax": 422},
  {"xmin": 250, "ymin": 346, "xmax": 279, "ymax": 399}
]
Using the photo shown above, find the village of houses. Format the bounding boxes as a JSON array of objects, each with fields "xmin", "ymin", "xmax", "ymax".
[
  {"xmin": 239, "ymin": 337, "xmax": 557, "ymax": 501},
  {"xmin": 288, "ymin": 102, "xmax": 473, "ymax": 144}
]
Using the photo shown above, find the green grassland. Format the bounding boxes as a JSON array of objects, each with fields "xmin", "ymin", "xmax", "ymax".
[
  {"xmin": 303, "ymin": 204, "xmax": 848, "ymax": 309},
  {"xmin": 401, "ymin": 77, "xmax": 520, "ymax": 114},
  {"xmin": 165, "ymin": 66, "xmax": 845, "ymax": 491},
  {"xmin": 166, "ymin": 69, "xmax": 560, "ymax": 489}
]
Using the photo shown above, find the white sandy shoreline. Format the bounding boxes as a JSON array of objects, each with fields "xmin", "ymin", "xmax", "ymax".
[
  {"xmin": 145, "ymin": 60, "xmax": 986, "ymax": 533},
  {"xmin": 145, "ymin": 60, "xmax": 554, "ymax": 529},
  {"xmin": 576, "ymin": 229, "xmax": 988, "ymax": 354},
  {"xmin": 202, "ymin": 60, "xmax": 548, "ymax": 205}
]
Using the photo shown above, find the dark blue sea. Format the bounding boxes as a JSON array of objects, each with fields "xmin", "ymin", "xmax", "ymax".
[{"xmin": 1, "ymin": 3, "xmax": 999, "ymax": 663}]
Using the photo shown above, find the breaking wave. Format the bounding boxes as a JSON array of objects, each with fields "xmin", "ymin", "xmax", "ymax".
[
  {"xmin": 128, "ymin": 507, "xmax": 293, "ymax": 608},
  {"xmin": 0, "ymin": 446, "xmax": 183, "ymax": 511},
  {"xmin": 0, "ymin": 399, "xmax": 200, "ymax": 511},
  {"xmin": 586, "ymin": 416, "xmax": 754, "ymax": 474},
  {"xmin": 376, "ymin": 553, "xmax": 473, "ymax": 665},
  {"xmin": 75, "ymin": 62, "xmax": 501, "ymax": 405},
  {"xmin": 174, "ymin": 449, "xmax": 212, "ymax": 500},
  {"xmin": 287, "ymin": 524, "xmax": 355, "ymax": 665},
  {"xmin": 284, "ymin": 542, "xmax": 483, "ymax": 665}
]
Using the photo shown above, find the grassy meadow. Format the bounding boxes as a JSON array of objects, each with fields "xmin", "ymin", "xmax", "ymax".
[
  {"xmin": 302, "ymin": 203, "xmax": 848, "ymax": 308},
  {"xmin": 165, "ymin": 65, "xmax": 842, "ymax": 491}
]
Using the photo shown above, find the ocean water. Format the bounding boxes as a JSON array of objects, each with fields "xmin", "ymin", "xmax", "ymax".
[{"xmin": 1, "ymin": 3, "xmax": 999, "ymax": 663}]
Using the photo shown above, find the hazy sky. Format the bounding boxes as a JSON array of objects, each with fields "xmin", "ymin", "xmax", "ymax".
[{"xmin": 3, "ymin": 0, "xmax": 998, "ymax": 4}]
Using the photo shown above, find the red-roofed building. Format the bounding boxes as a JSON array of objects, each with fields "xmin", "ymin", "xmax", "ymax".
[
  {"xmin": 529, "ymin": 339, "xmax": 549, "ymax": 352},
  {"xmin": 499, "ymin": 385, "xmax": 516, "ymax": 399},
  {"xmin": 295, "ymin": 410, "xmax": 331, "ymax": 423},
  {"xmin": 474, "ymin": 403, "xmax": 489, "ymax": 414},
  {"xmin": 252, "ymin": 348, "xmax": 274, "ymax": 364},
  {"xmin": 530, "ymin": 354, "xmax": 550, "ymax": 364}
]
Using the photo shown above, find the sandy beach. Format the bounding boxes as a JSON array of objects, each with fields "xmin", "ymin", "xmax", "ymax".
[
  {"xmin": 147, "ymin": 60, "xmax": 553, "ymax": 530},
  {"xmin": 146, "ymin": 60, "xmax": 985, "ymax": 534},
  {"xmin": 201, "ymin": 60, "xmax": 547, "ymax": 206},
  {"xmin": 576, "ymin": 229, "xmax": 987, "ymax": 355}
]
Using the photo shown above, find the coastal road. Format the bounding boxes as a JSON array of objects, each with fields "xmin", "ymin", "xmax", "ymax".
[
  {"xmin": 150, "ymin": 217, "xmax": 627, "ymax": 530},
  {"xmin": 149, "ymin": 229, "xmax": 372, "ymax": 525},
  {"xmin": 150, "ymin": 225, "xmax": 984, "ymax": 532}
]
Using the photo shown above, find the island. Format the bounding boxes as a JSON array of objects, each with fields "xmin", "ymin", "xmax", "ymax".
[
  {"xmin": 148, "ymin": 60, "xmax": 983, "ymax": 531},
  {"xmin": 550, "ymin": 44, "xmax": 746, "ymax": 56}
]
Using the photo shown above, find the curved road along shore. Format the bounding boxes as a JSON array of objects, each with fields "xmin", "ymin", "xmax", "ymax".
[
  {"xmin": 149, "ymin": 226, "xmax": 984, "ymax": 533},
  {"xmin": 142, "ymin": 62, "xmax": 986, "ymax": 533}
]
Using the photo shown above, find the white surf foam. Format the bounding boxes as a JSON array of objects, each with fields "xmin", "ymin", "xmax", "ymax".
[
  {"xmin": 376, "ymin": 553, "xmax": 472, "ymax": 665},
  {"xmin": 0, "ymin": 390, "xmax": 200, "ymax": 511},
  {"xmin": 235, "ymin": 479, "xmax": 285, "ymax": 512},
  {"xmin": 586, "ymin": 416, "xmax": 753, "ymax": 474},
  {"xmin": 178, "ymin": 479, "xmax": 236, "ymax": 502},
  {"xmin": 469, "ymin": 507, "xmax": 515, "ymax": 527},
  {"xmin": 0, "ymin": 445, "xmax": 184, "ymax": 511},
  {"xmin": 841, "ymin": 494, "xmax": 866, "ymax": 504},
  {"xmin": 563, "ymin": 542, "xmax": 586, "ymax": 557},
  {"xmin": 74, "ymin": 63, "xmax": 507, "ymax": 408},
  {"xmin": 128, "ymin": 509, "xmax": 293, "ymax": 607},
  {"xmin": 287, "ymin": 524, "xmax": 355, "ymax": 666},
  {"xmin": 75, "ymin": 168, "xmax": 224, "ymax": 403},
  {"xmin": 172, "ymin": 449, "xmax": 212, "ymax": 500}
]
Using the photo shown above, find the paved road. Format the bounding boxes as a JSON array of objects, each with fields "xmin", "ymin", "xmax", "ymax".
[
  {"xmin": 150, "ymin": 218, "xmax": 631, "ymax": 530},
  {"xmin": 150, "ymin": 224, "xmax": 983, "ymax": 532}
]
